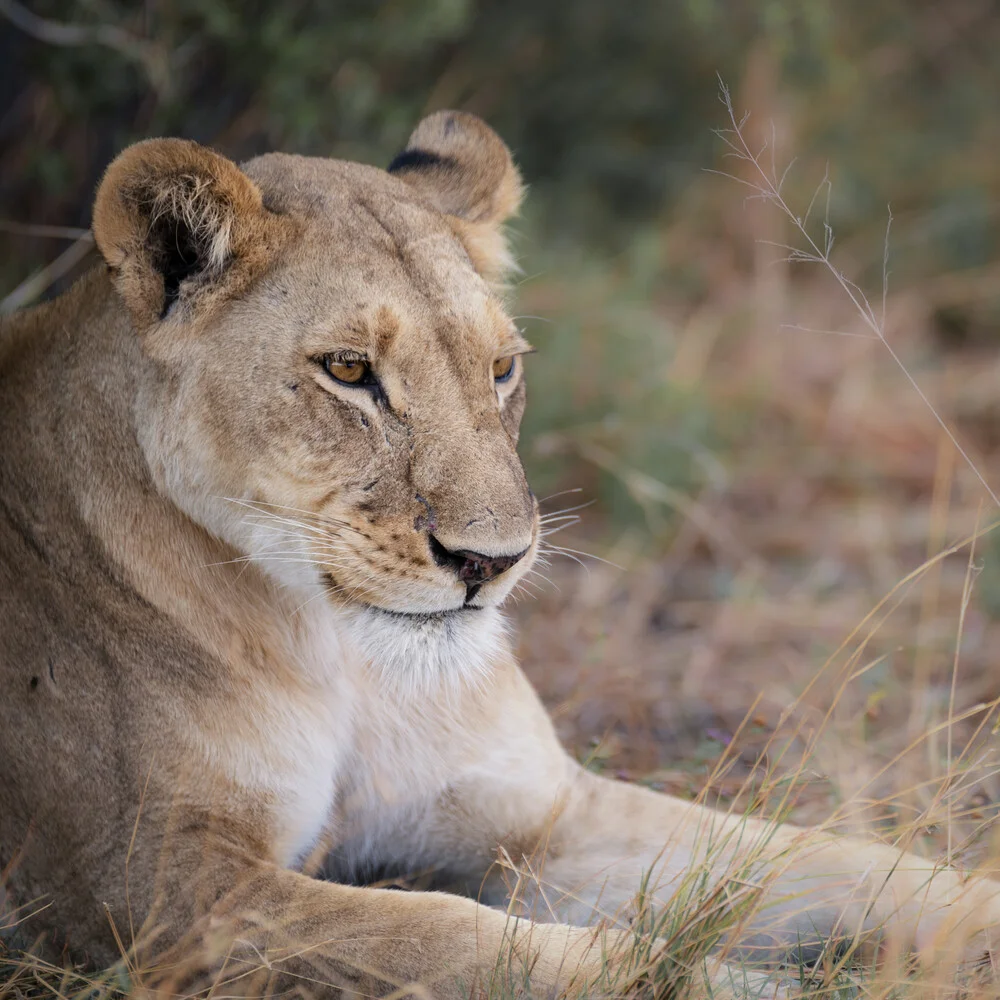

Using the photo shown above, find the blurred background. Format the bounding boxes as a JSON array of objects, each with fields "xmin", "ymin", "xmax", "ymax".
[{"xmin": 3, "ymin": 0, "xmax": 1000, "ymax": 856}]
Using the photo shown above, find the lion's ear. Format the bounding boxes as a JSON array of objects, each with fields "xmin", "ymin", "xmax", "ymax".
[
  {"xmin": 93, "ymin": 138, "xmax": 278, "ymax": 328},
  {"xmin": 388, "ymin": 111, "xmax": 523, "ymax": 284}
]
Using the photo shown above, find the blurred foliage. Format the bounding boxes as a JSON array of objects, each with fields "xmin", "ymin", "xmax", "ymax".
[
  {"xmin": 4, "ymin": 1, "xmax": 998, "ymax": 261},
  {"xmin": 2, "ymin": 0, "xmax": 999, "ymax": 536},
  {"xmin": 515, "ymin": 237, "xmax": 718, "ymax": 532}
]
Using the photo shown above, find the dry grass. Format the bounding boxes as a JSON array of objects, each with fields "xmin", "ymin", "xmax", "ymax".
[{"xmin": 515, "ymin": 86, "xmax": 1000, "ymax": 893}]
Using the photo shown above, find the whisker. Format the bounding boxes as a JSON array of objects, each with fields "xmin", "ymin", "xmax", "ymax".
[
  {"xmin": 202, "ymin": 543, "xmax": 359, "ymax": 572},
  {"xmin": 540, "ymin": 520, "xmax": 581, "ymax": 538},
  {"xmin": 242, "ymin": 513, "xmax": 335, "ymax": 539},
  {"xmin": 538, "ymin": 514, "xmax": 583, "ymax": 526},
  {"xmin": 223, "ymin": 498, "xmax": 364, "ymax": 542},
  {"xmin": 524, "ymin": 566, "xmax": 554, "ymax": 585},
  {"xmin": 221, "ymin": 497, "xmax": 356, "ymax": 528},
  {"xmin": 536, "ymin": 487, "xmax": 584, "ymax": 506},
  {"xmin": 291, "ymin": 588, "xmax": 333, "ymax": 617},
  {"xmin": 541, "ymin": 543, "xmax": 623, "ymax": 572},
  {"xmin": 539, "ymin": 500, "xmax": 595, "ymax": 520},
  {"xmin": 523, "ymin": 568, "xmax": 558, "ymax": 595},
  {"xmin": 540, "ymin": 547, "xmax": 589, "ymax": 573},
  {"xmin": 241, "ymin": 519, "xmax": 323, "ymax": 540}
]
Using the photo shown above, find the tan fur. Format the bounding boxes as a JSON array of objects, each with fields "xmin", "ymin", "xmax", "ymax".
[{"xmin": 2, "ymin": 114, "xmax": 999, "ymax": 998}]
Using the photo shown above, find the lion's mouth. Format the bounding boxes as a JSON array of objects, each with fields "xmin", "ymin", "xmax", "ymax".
[
  {"xmin": 367, "ymin": 605, "xmax": 483, "ymax": 623},
  {"xmin": 319, "ymin": 572, "xmax": 487, "ymax": 620}
]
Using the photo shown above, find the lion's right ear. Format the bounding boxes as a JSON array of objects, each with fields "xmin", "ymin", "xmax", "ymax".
[
  {"xmin": 93, "ymin": 139, "xmax": 280, "ymax": 329},
  {"xmin": 388, "ymin": 112, "xmax": 523, "ymax": 285}
]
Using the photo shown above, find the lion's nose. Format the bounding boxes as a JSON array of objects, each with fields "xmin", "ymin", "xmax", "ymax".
[{"xmin": 428, "ymin": 535, "xmax": 528, "ymax": 600}]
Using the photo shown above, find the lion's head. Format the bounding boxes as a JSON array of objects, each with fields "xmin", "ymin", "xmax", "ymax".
[{"xmin": 91, "ymin": 113, "xmax": 539, "ymax": 686}]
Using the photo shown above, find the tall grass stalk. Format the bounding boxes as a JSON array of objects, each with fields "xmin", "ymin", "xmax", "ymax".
[{"xmin": 711, "ymin": 78, "xmax": 1000, "ymax": 511}]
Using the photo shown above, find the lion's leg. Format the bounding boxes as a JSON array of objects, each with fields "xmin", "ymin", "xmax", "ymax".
[
  {"xmin": 512, "ymin": 767, "xmax": 1000, "ymax": 968},
  {"xmin": 338, "ymin": 657, "xmax": 1000, "ymax": 974},
  {"xmin": 135, "ymin": 846, "xmax": 782, "ymax": 1000},
  {"xmin": 134, "ymin": 849, "xmax": 624, "ymax": 1000}
]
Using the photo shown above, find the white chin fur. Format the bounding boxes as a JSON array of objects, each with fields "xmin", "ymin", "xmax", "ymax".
[{"xmin": 339, "ymin": 605, "xmax": 507, "ymax": 693}]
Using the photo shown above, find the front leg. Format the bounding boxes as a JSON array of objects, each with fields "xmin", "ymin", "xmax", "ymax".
[
  {"xmin": 514, "ymin": 767, "xmax": 1000, "ymax": 970},
  {"xmin": 335, "ymin": 655, "xmax": 1000, "ymax": 975},
  {"xmin": 136, "ymin": 814, "xmax": 784, "ymax": 1000}
]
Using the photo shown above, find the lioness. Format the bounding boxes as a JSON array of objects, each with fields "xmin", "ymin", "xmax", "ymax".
[{"xmin": 1, "ymin": 112, "xmax": 998, "ymax": 998}]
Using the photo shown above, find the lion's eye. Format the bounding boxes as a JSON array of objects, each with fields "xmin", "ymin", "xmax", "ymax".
[
  {"xmin": 323, "ymin": 356, "xmax": 371, "ymax": 386},
  {"xmin": 492, "ymin": 356, "xmax": 515, "ymax": 383}
]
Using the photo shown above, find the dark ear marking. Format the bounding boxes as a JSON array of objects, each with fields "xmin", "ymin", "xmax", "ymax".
[
  {"xmin": 386, "ymin": 111, "xmax": 522, "ymax": 226},
  {"xmin": 117, "ymin": 172, "xmax": 235, "ymax": 318},
  {"xmin": 387, "ymin": 149, "xmax": 456, "ymax": 175},
  {"xmin": 386, "ymin": 112, "xmax": 523, "ymax": 282},
  {"xmin": 147, "ymin": 206, "xmax": 205, "ymax": 318}
]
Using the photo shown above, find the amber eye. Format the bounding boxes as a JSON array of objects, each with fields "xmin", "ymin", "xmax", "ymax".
[
  {"xmin": 492, "ymin": 356, "xmax": 515, "ymax": 383},
  {"xmin": 323, "ymin": 356, "xmax": 371, "ymax": 386}
]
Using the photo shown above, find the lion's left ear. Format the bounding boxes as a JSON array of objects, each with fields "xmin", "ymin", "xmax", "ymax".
[
  {"xmin": 388, "ymin": 111, "xmax": 523, "ymax": 284},
  {"xmin": 93, "ymin": 138, "xmax": 284, "ymax": 330}
]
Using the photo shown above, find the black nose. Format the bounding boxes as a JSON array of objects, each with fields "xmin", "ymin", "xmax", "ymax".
[{"xmin": 429, "ymin": 535, "xmax": 528, "ymax": 600}]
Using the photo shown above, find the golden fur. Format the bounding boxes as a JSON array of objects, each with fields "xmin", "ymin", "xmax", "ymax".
[{"xmin": 1, "ymin": 112, "xmax": 999, "ymax": 998}]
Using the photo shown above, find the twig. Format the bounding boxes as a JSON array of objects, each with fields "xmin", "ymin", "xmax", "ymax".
[
  {"xmin": 0, "ymin": 220, "xmax": 91, "ymax": 240},
  {"xmin": 0, "ymin": 0, "xmax": 170, "ymax": 95},
  {"xmin": 0, "ymin": 235, "xmax": 94, "ymax": 315}
]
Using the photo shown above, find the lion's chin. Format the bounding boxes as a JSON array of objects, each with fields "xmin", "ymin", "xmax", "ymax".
[{"xmin": 338, "ymin": 604, "xmax": 508, "ymax": 693}]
